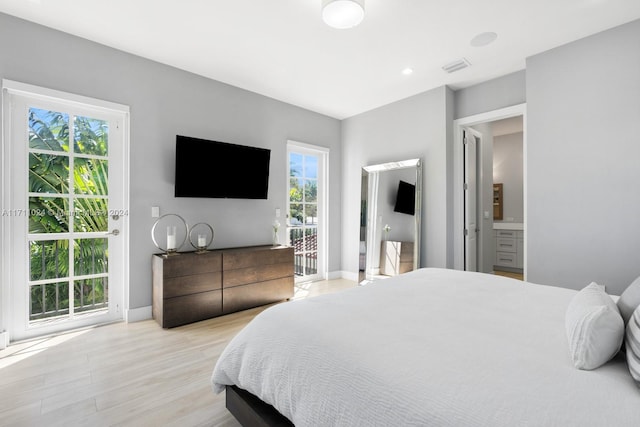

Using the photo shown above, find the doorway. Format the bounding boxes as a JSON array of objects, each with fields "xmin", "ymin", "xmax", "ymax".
[
  {"xmin": 286, "ymin": 141, "xmax": 329, "ymax": 283},
  {"xmin": 2, "ymin": 81, "xmax": 129, "ymax": 343},
  {"xmin": 453, "ymin": 103, "xmax": 526, "ymax": 279}
]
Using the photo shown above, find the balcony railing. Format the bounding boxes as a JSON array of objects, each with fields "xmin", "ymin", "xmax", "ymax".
[
  {"xmin": 289, "ymin": 226, "xmax": 318, "ymax": 277},
  {"xmin": 29, "ymin": 239, "xmax": 108, "ymax": 322}
]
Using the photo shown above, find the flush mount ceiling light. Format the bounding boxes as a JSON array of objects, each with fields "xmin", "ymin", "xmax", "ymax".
[{"xmin": 322, "ymin": 0, "xmax": 365, "ymax": 29}]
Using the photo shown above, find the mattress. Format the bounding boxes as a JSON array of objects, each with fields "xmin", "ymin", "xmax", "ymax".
[{"xmin": 211, "ymin": 268, "xmax": 640, "ymax": 426}]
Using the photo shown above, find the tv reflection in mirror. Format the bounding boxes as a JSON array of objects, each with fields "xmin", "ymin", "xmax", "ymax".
[{"xmin": 393, "ymin": 180, "xmax": 416, "ymax": 215}]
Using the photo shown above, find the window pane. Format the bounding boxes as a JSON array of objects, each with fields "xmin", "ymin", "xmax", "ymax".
[
  {"xmin": 74, "ymin": 158, "xmax": 108, "ymax": 195},
  {"xmin": 289, "ymin": 204, "xmax": 303, "ymax": 225},
  {"xmin": 29, "ymin": 108, "xmax": 69, "ymax": 152},
  {"xmin": 29, "ymin": 240, "xmax": 69, "ymax": 280},
  {"xmin": 305, "ymin": 227, "xmax": 317, "ymax": 251},
  {"xmin": 29, "ymin": 153, "xmax": 69, "ymax": 193},
  {"xmin": 289, "ymin": 178, "xmax": 303, "ymax": 202},
  {"xmin": 30, "ymin": 281, "xmax": 69, "ymax": 321},
  {"xmin": 304, "ymin": 155, "xmax": 318, "ymax": 179},
  {"xmin": 74, "ymin": 277, "xmax": 108, "ymax": 313},
  {"xmin": 289, "ymin": 153, "xmax": 303, "ymax": 177},
  {"xmin": 74, "ymin": 238, "xmax": 108, "ymax": 275},
  {"xmin": 289, "ymin": 228, "xmax": 303, "ymax": 251},
  {"xmin": 73, "ymin": 198, "xmax": 108, "ymax": 232},
  {"xmin": 304, "ymin": 179, "xmax": 317, "ymax": 203},
  {"xmin": 304, "ymin": 253, "xmax": 317, "ymax": 275},
  {"xmin": 305, "ymin": 204, "xmax": 318, "ymax": 225},
  {"xmin": 74, "ymin": 116, "xmax": 108, "ymax": 156},
  {"xmin": 29, "ymin": 197, "xmax": 70, "ymax": 233}
]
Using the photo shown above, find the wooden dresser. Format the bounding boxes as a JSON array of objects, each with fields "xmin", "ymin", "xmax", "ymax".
[{"xmin": 152, "ymin": 245, "xmax": 294, "ymax": 328}]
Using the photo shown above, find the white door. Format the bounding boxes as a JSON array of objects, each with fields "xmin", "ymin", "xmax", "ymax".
[
  {"xmin": 286, "ymin": 141, "xmax": 328, "ymax": 283},
  {"xmin": 2, "ymin": 82, "xmax": 129, "ymax": 342},
  {"xmin": 464, "ymin": 130, "xmax": 478, "ymax": 272}
]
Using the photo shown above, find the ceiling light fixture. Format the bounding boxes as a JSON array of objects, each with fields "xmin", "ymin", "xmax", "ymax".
[{"xmin": 322, "ymin": 0, "xmax": 365, "ymax": 29}]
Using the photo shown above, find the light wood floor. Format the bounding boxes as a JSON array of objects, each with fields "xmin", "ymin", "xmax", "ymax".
[
  {"xmin": 494, "ymin": 270, "xmax": 524, "ymax": 281},
  {"xmin": 0, "ymin": 278, "xmax": 358, "ymax": 427}
]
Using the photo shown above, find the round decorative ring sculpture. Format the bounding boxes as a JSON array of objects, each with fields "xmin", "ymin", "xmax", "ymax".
[
  {"xmin": 189, "ymin": 222, "xmax": 215, "ymax": 253},
  {"xmin": 151, "ymin": 213, "xmax": 188, "ymax": 256}
]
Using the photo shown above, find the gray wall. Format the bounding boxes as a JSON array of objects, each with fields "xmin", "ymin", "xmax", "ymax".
[
  {"xmin": 341, "ymin": 86, "xmax": 451, "ymax": 276},
  {"xmin": 454, "ymin": 70, "xmax": 526, "ymax": 120},
  {"xmin": 0, "ymin": 13, "xmax": 342, "ymax": 310},
  {"xmin": 527, "ymin": 19, "xmax": 640, "ymax": 294},
  {"xmin": 493, "ymin": 132, "xmax": 524, "ymax": 223}
]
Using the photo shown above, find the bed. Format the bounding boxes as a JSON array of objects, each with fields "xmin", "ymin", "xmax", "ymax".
[{"xmin": 211, "ymin": 268, "xmax": 640, "ymax": 426}]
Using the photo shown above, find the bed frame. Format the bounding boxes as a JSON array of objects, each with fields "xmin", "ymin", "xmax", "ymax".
[{"xmin": 225, "ymin": 385, "xmax": 293, "ymax": 426}]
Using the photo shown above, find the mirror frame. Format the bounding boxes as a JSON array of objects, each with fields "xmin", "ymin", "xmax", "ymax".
[{"xmin": 359, "ymin": 158, "xmax": 422, "ymax": 284}]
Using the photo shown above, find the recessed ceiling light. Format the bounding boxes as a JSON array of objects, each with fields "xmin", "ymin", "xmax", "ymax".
[
  {"xmin": 470, "ymin": 32, "xmax": 498, "ymax": 47},
  {"xmin": 402, "ymin": 68, "xmax": 413, "ymax": 76}
]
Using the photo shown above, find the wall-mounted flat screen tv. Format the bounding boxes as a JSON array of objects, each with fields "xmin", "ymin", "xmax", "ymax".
[
  {"xmin": 175, "ymin": 135, "xmax": 271, "ymax": 199},
  {"xmin": 393, "ymin": 180, "xmax": 416, "ymax": 215}
]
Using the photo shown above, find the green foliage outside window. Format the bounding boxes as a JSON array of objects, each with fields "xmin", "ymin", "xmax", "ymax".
[{"xmin": 28, "ymin": 108, "xmax": 109, "ymax": 320}]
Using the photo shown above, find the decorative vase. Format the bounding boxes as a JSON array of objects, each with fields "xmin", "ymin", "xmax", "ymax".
[{"xmin": 272, "ymin": 219, "xmax": 281, "ymax": 246}]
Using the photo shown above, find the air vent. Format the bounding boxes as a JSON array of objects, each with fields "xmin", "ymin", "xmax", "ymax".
[{"xmin": 442, "ymin": 58, "xmax": 471, "ymax": 73}]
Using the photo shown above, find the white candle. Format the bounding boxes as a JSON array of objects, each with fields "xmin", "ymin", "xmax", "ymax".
[
  {"xmin": 198, "ymin": 234, "xmax": 206, "ymax": 247},
  {"xmin": 167, "ymin": 226, "xmax": 176, "ymax": 250}
]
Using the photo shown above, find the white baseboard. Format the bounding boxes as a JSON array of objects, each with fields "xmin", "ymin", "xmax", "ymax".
[
  {"xmin": 339, "ymin": 271, "xmax": 359, "ymax": 282},
  {"xmin": 126, "ymin": 305, "xmax": 152, "ymax": 323},
  {"xmin": 0, "ymin": 331, "xmax": 8, "ymax": 349},
  {"xmin": 326, "ymin": 270, "xmax": 345, "ymax": 280}
]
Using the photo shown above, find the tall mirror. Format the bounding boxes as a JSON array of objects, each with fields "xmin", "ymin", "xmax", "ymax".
[{"xmin": 359, "ymin": 159, "xmax": 422, "ymax": 284}]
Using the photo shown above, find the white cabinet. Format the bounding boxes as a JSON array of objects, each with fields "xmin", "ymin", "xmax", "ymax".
[
  {"xmin": 516, "ymin": 233, "xmax": 524, "ymax": 269},
  {"xmin": 494, "ymin": 229, "xmax": 524, "ymax": 272},
  {"xmin": 380, "ymin": 241, "xmax": 414, "ymax": 276}
]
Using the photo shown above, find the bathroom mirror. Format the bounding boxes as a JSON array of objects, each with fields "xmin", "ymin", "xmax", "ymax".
[{"xmin": 359, "ymin": 159, "xmax": 422, "ymax": 284}]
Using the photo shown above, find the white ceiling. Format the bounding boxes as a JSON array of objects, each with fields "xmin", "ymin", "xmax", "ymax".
[{"xmin": 1, "ymin": 0, "xmax": 640, "ymax": 119}]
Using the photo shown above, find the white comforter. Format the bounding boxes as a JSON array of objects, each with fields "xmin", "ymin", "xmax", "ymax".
[{"xmin": 211, "ymin": 268, "xmax": 640, "ymax": 426}]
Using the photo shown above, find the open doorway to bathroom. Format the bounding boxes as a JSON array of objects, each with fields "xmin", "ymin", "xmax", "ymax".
[{"xmin": 453, "ymin": 104, "xmax": 526, "ymax": 280}]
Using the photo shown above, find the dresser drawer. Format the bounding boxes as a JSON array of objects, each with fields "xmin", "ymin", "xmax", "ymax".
[
  {"xmin": 163, "ymin": 272, "xmax": 222, "ymax": 298},
  {"xmin": 223, "ymin": 246, "xmax": 293, "ymax": 270},
  {"xmin": 496, "ymin": 238, "xmax": 516, "ymax": 253},
  {"xmin": 495, "ymin": 252, "xmax": 517, "ymax": 267},
  {"xmin": 496, "ymin": 230, "xmax": 517, "ymax": 238},
  {"xmin": 223, "ymin": 262, "xmax": 293, "ymax": 288},
  {"xmin": 161, "ymin": 290, "xmax": 222, "ymax": 328},
  {"xmin": 161, "ymin": 251, "xmax": 222, "ymax": 278},
  {"xmin": 223, "ymin": 277, "xmax": 294, "ymax": 314}
]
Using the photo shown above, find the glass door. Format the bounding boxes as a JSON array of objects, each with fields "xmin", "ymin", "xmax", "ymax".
[
  {"xmin": 3, "ymin": 84, "xmax": 128, "ymax": 342},
  {"xmin": 286, "ymin": 142, "xmax": 328, "ymax": 283}
]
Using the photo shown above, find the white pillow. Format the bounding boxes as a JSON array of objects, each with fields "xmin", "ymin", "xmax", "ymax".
[
  {"xmin": 617, "ymin": 275, "xmax": 640, "ymax": 326},
  {"xmin": 626, "ymin": 304, "xmax": 640, "ymax": 386},
  {"xmin": 565, "ymin": 282, "xmax": 624, "ymax": 370}
]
